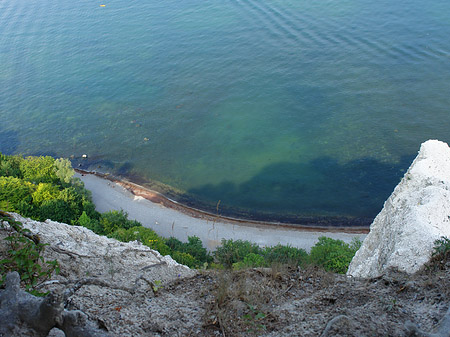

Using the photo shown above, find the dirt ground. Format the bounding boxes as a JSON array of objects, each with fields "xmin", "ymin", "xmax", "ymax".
[
  {"xmin": 57, "ymin": 256, "xmax": 449, "ymax": 337},
  {"xmin": 156, "ymin": 258, "xmax": 449, "ymax": 337}
]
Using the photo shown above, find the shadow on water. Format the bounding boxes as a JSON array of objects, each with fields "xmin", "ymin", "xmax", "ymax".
[
  {"xmin": 0, "ymin": 129, "xmax": 20, "ymax": 155},
  {"xmin": 72, "ymin": 156, "xmax": 148, "ymax": 184},
  {"xmin": 186, "ymin": 154, "xmax": 416, "ymax": 227}
]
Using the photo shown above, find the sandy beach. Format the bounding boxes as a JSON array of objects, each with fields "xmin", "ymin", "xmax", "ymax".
[{"xmin": 77, "ymin": 172, "xmax": 367, "ymax": 251}]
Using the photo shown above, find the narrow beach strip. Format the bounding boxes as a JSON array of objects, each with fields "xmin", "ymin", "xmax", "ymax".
[{"xmin": 76, "ymin": 171, "xmax": 368, "ymax": 251}]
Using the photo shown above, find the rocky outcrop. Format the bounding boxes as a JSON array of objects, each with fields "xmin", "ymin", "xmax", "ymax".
[
  {"xmin": 1, "ymin": 213, "xmax": 196, "ymax": 336},
  {"xmin": 8, "ymin": 213, "xmax": 195, "ymax": 285},
  {"xmin": 347, "ymin": 140, "xmax": 450, "ymax": 278}
]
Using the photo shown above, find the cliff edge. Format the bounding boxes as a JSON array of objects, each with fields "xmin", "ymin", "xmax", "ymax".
[{"xmin": 348, "ymin": 139, "xmax": 450, "ymax": 278}]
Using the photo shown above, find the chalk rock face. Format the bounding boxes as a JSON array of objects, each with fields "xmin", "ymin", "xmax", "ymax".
[
  {"xmin": 9, "ymin": 213, "xmax": 196, "ymax": 286},
  {"xmin": 347, "ymin": 140, "xmax": 450, "ymax": 278},
  {"xmin": 1, "ymin": 214, "xmax": 198, "ymax": 336}
]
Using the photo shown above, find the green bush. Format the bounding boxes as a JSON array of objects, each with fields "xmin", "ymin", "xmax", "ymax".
[
  {"xmin": 77, "ymin": 211, "xmax": 98, "ymax": 229},
  {"xmin": 309, "ymin": 236, "xmax": 361, "ymax": 274},
  {"xmin": 263, "ymin": 244, "xmax": 308, "ymax": 267},
  {"xmin": 97, "ymin": 210, "xmax": 141, "ymax": 235},
  {"xmin": 107, "ymin": 226, "xmax": 172, "ymax": 256},
  {"xmin": 170, "ymin": 251, "xmax": 198, "ymax": 268},
  {"xmin": 58, "ymin": 188, "xmax": 84, "ymax": 216},
  {"xmin": 14, "ymin": 200, "xmax": 38, "ymax": 218},
  {"xmin": 81, "ymin": 199, "xmax": 100, "ymax": 220},
  {"xmin": 214, "ymin": 239, "xmax": 262, "ymax": 268},
  {"xmin": 0, "ymin": 214, "xmax": 59, "ymax": 296},
  {"xmin": 433, "ymin": 236, "xmax": 450, "ymax": 257},
  {"xmin": 232, "ymin": 252, "xmax": 266, "ymax": 270},
  {"xmin": 166, "ymin": 236, "xmax": 212, "ymax": 266}
]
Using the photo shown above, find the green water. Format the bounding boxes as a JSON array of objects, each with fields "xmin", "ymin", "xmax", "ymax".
[{"xmin": 1, "ymin": 0, "xmax": 450, "ymax": 225}]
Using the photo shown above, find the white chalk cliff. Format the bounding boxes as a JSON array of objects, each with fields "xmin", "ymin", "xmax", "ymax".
[
  {"xmin": 347, "ymin": 140, "xmax": 450, "ymax": 278},
  {"xmin": 7, "ymin": 213, "xmax": 196, "ymax": 288}
]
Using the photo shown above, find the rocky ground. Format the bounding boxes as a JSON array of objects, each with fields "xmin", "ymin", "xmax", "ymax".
[{"xmin": 1, "ymin": 215, "xmax": 449, "ymax": 336}]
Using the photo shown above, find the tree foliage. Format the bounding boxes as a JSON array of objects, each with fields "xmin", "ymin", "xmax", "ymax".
[
  {"xmin": 0, "ymin": 154, "xmax": 23, "ymax": 178},
  {"xmin": 32, "ymin": 183, "xmax": 60, "ymax": 205},
  {"xmin": 54, "ymin": 158, "xmax": 75, "ymax": 184},
  {"xmin": 0, "ymin": 176, "xmax": 35, "ymax": 211},
  {"xmin": 19, "ymin": 156, "xmax": 58, "ymax": 184},
  {"xmin": 0, "ymin": 153, "xmax": 97, "ymax": 224}
]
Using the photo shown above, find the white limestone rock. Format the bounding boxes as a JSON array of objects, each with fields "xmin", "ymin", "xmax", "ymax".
[
  {"xmin": 347, "ymin": 140, "xmax": 450, "ymax": 278},
  {"xmin": 8, "ymin": 213, "xmax": 196, "ymax": 287},
  {"xmin": 1, "ymin": 214, "xmax": 198, "ymax": 336}
]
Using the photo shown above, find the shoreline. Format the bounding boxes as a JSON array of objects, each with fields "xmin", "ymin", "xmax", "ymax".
[
  {"xmin": 76, "ymin": 170, "xmax": 368, "ymax": 251},
  {"xmin": 75, "ymin": 169, "xmax": 369, "ymax": 234}
]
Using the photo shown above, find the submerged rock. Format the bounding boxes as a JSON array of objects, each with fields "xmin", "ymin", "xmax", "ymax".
[{"xmin": 347, "ymin": 140, "xmax": 450, "ymax": 278}]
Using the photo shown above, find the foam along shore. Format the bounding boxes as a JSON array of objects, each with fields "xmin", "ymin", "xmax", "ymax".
[{"xmin": 76, "ymin": 172, "xmax": 367, "ymax": 251}]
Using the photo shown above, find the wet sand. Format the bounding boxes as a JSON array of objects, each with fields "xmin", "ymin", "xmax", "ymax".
[{"xmin": 76, "ymin": 172, "xmax": 367, "ymax": 251}]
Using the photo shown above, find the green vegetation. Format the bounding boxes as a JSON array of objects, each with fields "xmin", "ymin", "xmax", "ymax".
[
  {"xmin": 214, "ymin": 239, "xmax": 262, "ymax": 268},
  {"xmin": 430, "ymin": 236, "xmax": 450, "ymax": 270},
  {"xmin": 243, "ymin": 303, "xmax": 267, "ymax": 333},
  {"xmin": 433, "ymin": 236, "xmax": 450, "ymax": 257},
  {"xmin": 0, "ymin": 213, "xmax": 59, "ymax": 296},
  {"xmin": 309, "ymin": 236, "xmax": 362, "ymax": 274},
  {"xmin": 214, "ymin": 237, "xmax": 359, "ymax": 273},
  {"xmin": 0, "ymin": 154, "xmax": 98, "ymax": 225},
  {"xmin": 0, "ymin": 152, "xmax": 362, "ymax": 273}
]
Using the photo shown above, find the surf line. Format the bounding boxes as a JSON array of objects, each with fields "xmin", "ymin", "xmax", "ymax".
[{"xmin": 75, "ymin": 168, "xmax": 369, "ymax": 234}]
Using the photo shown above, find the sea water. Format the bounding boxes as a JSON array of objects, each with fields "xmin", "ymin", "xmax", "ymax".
[{"xmin": 1, "ymin": 0, "xmax": 449, "ymax": 224}]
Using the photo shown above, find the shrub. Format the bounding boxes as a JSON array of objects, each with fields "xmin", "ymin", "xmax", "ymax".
[
  {"xmin": 97, "ymin": 210, "xmax": 141, "ymax": 235},
  {"xmin": 14, "ymin": 200, "xmax": 38, "ymax": 218},
  {"xmin": 166, "ymin": 236, "xmax": 212, "ymax": 266},
  {"xmin": 81, "ymin": 199, "xmax": 100, "ymax": 220},
  {"xmin": 433, "ymin": 236, "xmax": 450, "ymax": 256},
  {"xmin": 232, "ymin": 252, "xmax": 266, "ymax": 270},
  {"xmin": 0, "ymin": 214, "xmax": 59, "ymax": 296},
  {"xmin": 58, "ymin": 188, "xmax": 83, "ymax": 215},
  {"xmin": 78, "ymin": 211, "xmax": 99, "ymax": 229},
  {"xmin": 107, "ymin": 226, "xmax": 172, "ymax": 256},
  {"xmin": 170, "ymin": 251, "xmax": 197, "ymax": 268},
  {"xmin": 309, "ymin": 236, "xmax": 361, "ymax": 274},
  {"xmin": 428, "ymin": 236, "xmax": 450, "ymax": 270},
  {"xmin": 214, "ymin": 239, "xmax": 262, "ymax": 268},
  {"xmin": 263, "ymin": 244, "xmax": 308, "ymax": 267}
]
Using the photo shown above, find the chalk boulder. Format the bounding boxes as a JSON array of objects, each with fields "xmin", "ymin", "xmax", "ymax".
[
  {"xmin": 347, "ymin": 140, "xmax": 450, "ymax": 278},
  {"xmin": 7, "ymin": 213, "xmax": 196, "ymax": 285}
]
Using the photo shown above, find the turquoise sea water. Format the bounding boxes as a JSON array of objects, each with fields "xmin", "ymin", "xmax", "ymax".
[{"xmin": 1, "ymin": 0, "xmax": 450, "ymax": 225}]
